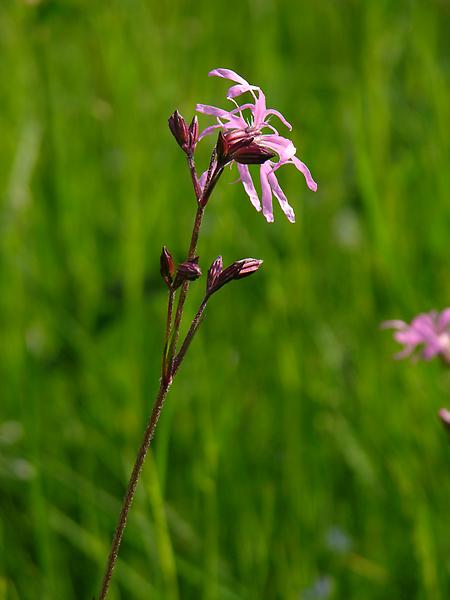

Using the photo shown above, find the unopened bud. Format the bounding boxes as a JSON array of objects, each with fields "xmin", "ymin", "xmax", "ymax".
[
  {"xmin": 174, "ymin": 257, "xmax": 202, "ymax": 289},
  {"xmin": 207, "ymin": 257, "xmax": 263, "ymax": 295},
  {"xmin": 160, "ymin": 246, "xmax": 175, "ymax": 288},
  {"xmin": 188, "ymin": 116, "xmax": 199, "ymax": 151},
  {"xmin": 168, "ymin": 110, "xmax": 189, "ymax": 150},
  {"xmin": 206, "ymin": 256, "xmax": 223, "ymax": 293},
  {"xmin": 438, "ymin": 408, "xmax": 450, "ymax": 434}
]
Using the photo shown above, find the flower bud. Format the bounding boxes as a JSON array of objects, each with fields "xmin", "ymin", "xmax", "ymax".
[
  {"xmin": 168, "ymin": 110, "xmax": 189, "ymax": 150},
  {"xmin": 188, "ymin": 116, "xmax": 199, "ymax": 151},
  {"xmin": 206, "ymin": 256, "xmax": 223, "ymax": 294},
  {"xmin": 207, "ymin": 257, "xmax": 263, "ymax": 295},
  {"xmin": 173, "ymin": 257, "xmax": 202, "ymax": 289},
  {"xmin": 160, "ymin": 246, "xmax": 175, "ymax": 288}
]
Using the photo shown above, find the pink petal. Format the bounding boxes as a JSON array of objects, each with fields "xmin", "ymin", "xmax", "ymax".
[
  {"xmin": 264, "ymin": 109, "xmax": 292, "ymax": 131},
  {"xmin": 422, "ymin": 344, "xmax": 441, "ymax": 359},
  {"xmin": 195, "ymin": 103, "xmax": 246, "ymax": 125},
  {"xmin": 208, "ymin": 68, "xmax": 250, "ymax": 86},
  {"xmin": 261, "ymin": 135, "xmax": 297, "ymax": 162},
  {"xmin": 438, "ymin": 408, "xmax": 450, "ymax": 426},
  {"xmin": 394, "ymin": 345, "xmax": 416, "ymax": 359},
  {"xmin": 410, "ymin": 314, "xmax": 437, "ymax": 340},
  {"xmin": 267, "ymin": 170, "xmax": 295, "ymax": 223},
  {"xmin": 227, "ymin": 83, "xmax": 259, "ymax": 98},
  {"xmin": 438, "ymin": 308, "xmax": 450, "ymax": 330},
  {"xmin": 237, "ymin": 164, "xmax": 261, "ymax": 211},
  {"xmin": 207, "ymin": 69, "xmax": 259, "ymax": 100},
  {"xmin": 252, "ymin": 90, "xmax": 267, "ymax": 128},
  {"xmin": 196, "ymin": 103, "xmax": 234, "ymax": 118},
  {"xmin": 198, "ymin": 124, "xmax": 223, "ymax": 141},
  {"xmin": 260, "ymin": 163, "xmax": 274, "ymax": 223},
  {"xmin": 381, "ymin": 320, "xmax": 407, "ymax": 330},
  {"xmin": 290, "ymin": 156, "xmax": 318, "ymax": 192},
  {"xmin": 394, "ymin": 330, "xmax": 425, "ymax": 346}
]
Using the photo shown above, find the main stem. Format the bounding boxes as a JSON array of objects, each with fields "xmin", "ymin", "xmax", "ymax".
[
  {"xmin": 98, "ymin": 380, "xmax": 171, "ymax": 600},
  {"xmin": 98, "ymin": 153, "xmax": 220, "ymax": 600},
  {"xmin": 169, "ymin": 163, "xmax": 223, "ymax": 369},
  {"xmin": 169, "ymin": 204, "xmax": 204, "ymax": 366}
]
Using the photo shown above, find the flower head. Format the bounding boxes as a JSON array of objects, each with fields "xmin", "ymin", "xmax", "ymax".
[
  {"xmin": 383, "ymin": 308, "xmax": 450, "ymax": 361},
  {"xmin": 196, "ymin": 68, "xmax": 317, "ymax": 223}
]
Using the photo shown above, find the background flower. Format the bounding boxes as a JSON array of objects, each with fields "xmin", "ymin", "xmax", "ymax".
[{"xmin": 383, "ymin": 309, "xmax": 450, "ymax": 361}]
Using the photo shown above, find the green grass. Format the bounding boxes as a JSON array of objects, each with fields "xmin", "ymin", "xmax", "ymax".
[{"xmin": 1, "ymin": 0, "xmax": 449, "ymax": 598}]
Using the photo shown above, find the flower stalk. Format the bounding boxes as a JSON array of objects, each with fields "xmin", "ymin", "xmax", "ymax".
[{"xmin": 99, "ymin": 67, "xmax": 316, "ymax": 598}]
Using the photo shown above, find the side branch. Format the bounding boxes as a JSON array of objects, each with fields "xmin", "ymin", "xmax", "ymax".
[{"xmin": 173, "ymin": 297, "xmax": 209, "ymax": 376}]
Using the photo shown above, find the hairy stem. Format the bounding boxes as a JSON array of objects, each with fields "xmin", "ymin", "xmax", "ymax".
[
  {"xmin": 173, "ymin": 297, "xmax": 209, "ymax": 376},
  {"xmin": 162, "ymin": 289, "xmax": 175, "ymax": 382},
  {"xmin": 99, "ymin": 148, "xmax": 220, "ymax": 599},
  {"xmin": 168, "ymin": 204, "xmax": 205, "ymax": 368},
  {"xmin": 98, "ymin": 380, "xmax": 171, "ymax": 600},
  {"xmin": 187, "ymin": 154, "xmax": 202, "ymax": 201}
]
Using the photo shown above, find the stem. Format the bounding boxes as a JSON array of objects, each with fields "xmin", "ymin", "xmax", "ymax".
[
  {"xmin": 173, "ymin": 297, "xmax": 209, "ymax": 376},
  {"xmin": 168, "ymin": 163, "xmax": 223, "ymax": 369},
  {"xmin": 98, "ymin": 380, "xmax": 171, "ymax": 600},
  {"xmin": 99, "ymin": 148, "xmax": 222, "ymax": 599},
  {"xmin": 187, "ymin": 154, "xmax": 202, "ymax": 201},
  {"xmin": 162, "ymin": 289, "xmax": 175, "ymax": 382},
  {"xmin": 168, "ymin": 204, "xmax": 205, "ymax": 368}
]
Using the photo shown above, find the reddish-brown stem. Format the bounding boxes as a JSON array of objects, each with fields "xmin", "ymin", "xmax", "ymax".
[
  {"xmin": 98, "ymin": 379, "xmax": 171, "ymax": 600},
  {"xmin": 187, "ymin": 153, "xmax": 202, "ymax": 201},
  {"xmin": 99, "ymin": 147, "xmax": 221, "ymax": 600},
  {"xmin": 173, "ymin": 297, "xmax": 209, "ymax": 376},
  {"xmin": 167, "ymin": 199, "xmax": 206, "ymax": 371},
  {"xmin": 162, "ymin": 289, "xmax": 175, "ymax": 382}
]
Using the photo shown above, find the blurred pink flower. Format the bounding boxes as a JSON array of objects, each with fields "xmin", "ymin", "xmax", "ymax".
[
  {"xmin": 383, "ymin": 308, "xmax": 450, "ymax": 361},
  {"xmin": 438, "ymin": 408, "xmax": 450, "ymax": 432},
  {"xmin": 196, "ymin": 68, "xmax": 317, "ymax": 223}
]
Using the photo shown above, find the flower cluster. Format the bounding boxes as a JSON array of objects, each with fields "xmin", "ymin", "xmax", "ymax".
[{"xmin": 196, "ymin": 68, "xmax": 317, "ymax": 223}]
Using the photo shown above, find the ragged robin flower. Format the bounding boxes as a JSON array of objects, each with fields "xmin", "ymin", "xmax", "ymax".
[
  {"xmin": 196, "ymin": 68, "xmax": 317, "ymax": 223},
  {"xmin": 383, "ymin": 308, "xmax": 450, "ymax": 362}
]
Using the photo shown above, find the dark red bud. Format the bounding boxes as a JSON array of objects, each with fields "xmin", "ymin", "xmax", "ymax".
[
  {"xmin": 207, "ymin": 256, "xmax": 223, "ymax": 293},
  {"xmin": 160, "ymin": 246, "xmax": 175, "ymax": 288},
  {"xmin": 216, "ymin": 130, "xmax": 255, "ymax": 166},
  {"xmin": 233, "ymin": 144, "xmax": 276, "ymax": 165},
  {"xmin": 188, "ymin": 116, "xmax": 199, "ymax": 151},
  {"xmin": 208, "ymin": 258, "xmax": 263, "ymax": 295},
  {"xmin": 174, "ymin": 257, "xmax": 202, "ymax": 289},
  {"xmin": 168, "ymin": 110, "xmax": 189, "ymax": 150}
]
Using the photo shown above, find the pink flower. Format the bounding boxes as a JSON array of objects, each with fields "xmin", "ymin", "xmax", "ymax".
[
  {"xmin": 383, "ymin": 308, "xmax": 450, "ymax": 361},
  {"xmin": 196, "ymin": 68, "xmax": 317, "ymax": 223},
  {"xmin": 438, "ymin": 408, "xmax": 450, "ymax": 433}
]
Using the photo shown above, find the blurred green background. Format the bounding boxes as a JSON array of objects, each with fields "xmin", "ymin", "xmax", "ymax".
[{"xmin": 1, "ymin": 0, "xmax": 449, "ymax": 598}]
